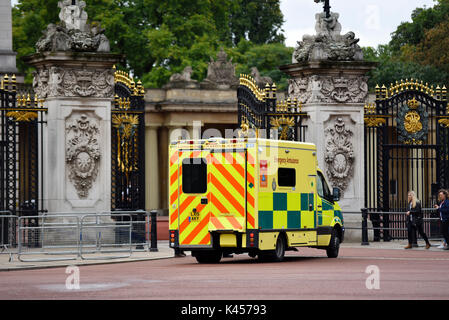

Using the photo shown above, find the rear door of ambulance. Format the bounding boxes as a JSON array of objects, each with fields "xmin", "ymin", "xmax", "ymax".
[
  {"xmin": 177, "ymin": 146, "xmax": 212, "ymax": 247},
  {"xmin": 177, "ymin": 141, "xmax": 255, "ymax": 248},
  {"xmin": 208, "ymin": 144, "xmax": 255, "ymax": 235}
]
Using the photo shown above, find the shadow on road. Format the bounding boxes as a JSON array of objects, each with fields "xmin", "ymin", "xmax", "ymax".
[{"xmin": 216, "ymin": 255, "xmax": 328, "ymax": 265}]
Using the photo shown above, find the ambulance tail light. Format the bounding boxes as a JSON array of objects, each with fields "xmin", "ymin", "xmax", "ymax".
[
  {"xmin": 250, "ymin": 233, "xmax": 255, "ymax": 247},
  {"xmin": 170, "ymin": 230, "xmax": 177, "ymax": 247}
]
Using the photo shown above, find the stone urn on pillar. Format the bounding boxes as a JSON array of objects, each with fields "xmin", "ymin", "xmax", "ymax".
[{"xmin": 280, "ymin": 3, "xmax": 377, "ymax": 241}]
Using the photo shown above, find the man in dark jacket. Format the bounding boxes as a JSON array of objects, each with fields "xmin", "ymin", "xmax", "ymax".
[{"xmin": 435, "ymin": 189, "xmax": 449, "ymax": 250}]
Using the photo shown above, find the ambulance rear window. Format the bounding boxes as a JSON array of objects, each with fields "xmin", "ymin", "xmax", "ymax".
[
  {"xmin": 278, "ymin": 168, "xmax": 296, "ymax": 187},
  {"xmin": 182, "ymin": 158, "xmax": 207, "ymax": 194}
]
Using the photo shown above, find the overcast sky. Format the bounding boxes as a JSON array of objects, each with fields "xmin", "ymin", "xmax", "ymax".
[
  {"xmin": 11, "ymin": 0, "xmax": 436, "ymax": 48},
  {"xmin": 281, "ymin": 0, "xmax": 436, "ymax": 48}
]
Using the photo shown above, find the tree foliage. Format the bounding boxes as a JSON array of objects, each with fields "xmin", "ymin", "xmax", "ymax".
[
  {"xmin": 363, "ymin": 45, "xmax": 447, "ymax": 89},
  {"xmin": 12, "ymin": 0, "xmax": 288, "ymax": 88},
  {"xmin": 365, "ymin": 0, "xmax": 449, "ymax": 89}
]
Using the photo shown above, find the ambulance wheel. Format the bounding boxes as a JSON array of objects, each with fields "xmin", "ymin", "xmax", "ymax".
[
  {"xmin": 259, "ymin": 234, "xmax": 286, "ymax": 262},
  {"xmin": 326, "ymin": 229, "xmax": 340, "ymax": 258},
  {"xmin": 194, "ymin": 250, "xmax": 222, "ymax": 264}
]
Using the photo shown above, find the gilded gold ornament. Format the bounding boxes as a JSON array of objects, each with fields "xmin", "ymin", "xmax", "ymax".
[{"xmin": 404, "ymin": 111, "xmax": 422, "ymax": 134}]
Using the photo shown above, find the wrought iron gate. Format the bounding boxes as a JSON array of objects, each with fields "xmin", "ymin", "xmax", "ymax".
[
  {"xmin": 0, "ymin": 75, "xmax": 47, "ymax": 245},
  {"xmin": 237, "ymin": 75, "xmax": 307, "ymax": 141},
  {"xmin": 112, "ymin": 69, "xmax": 146, "ymax": 210},
  {"xmin": 364, "ymin": 80, "xmax": 449, "ymax": 240}
]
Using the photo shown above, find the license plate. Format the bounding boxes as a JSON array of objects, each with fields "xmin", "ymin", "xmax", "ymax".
[{"xmin": 190, "ymin": 211, "xmax": 200, "ymax": 222}]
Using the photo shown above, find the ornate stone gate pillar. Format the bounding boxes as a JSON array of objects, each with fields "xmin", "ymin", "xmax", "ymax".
[
  {"xmin": 23, "ymin": 1, "xmax": 122, "ymax": 214},
  {"xmin": 280, "ymin": 9, "xmax": 376, "ymax": 241}
]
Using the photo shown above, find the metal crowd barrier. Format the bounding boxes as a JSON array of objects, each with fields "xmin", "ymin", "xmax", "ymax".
[
  {"xmin": 79, "ymin": 213, "xmax": 132, "ymax": 260},
  {"xmin": 343, "ymin": 209, "xmax": 444, "ymax": 245},
  {"xmin": 11, "ymin": 210, "xmax": 159, "ymax": 263},
  {"xmin": 18, "ymin": 214, "xmax": 82, "ymax": 262},
  {"xmin": 0, "ymin": 212, "xmax": 18, "ymax": 262}
]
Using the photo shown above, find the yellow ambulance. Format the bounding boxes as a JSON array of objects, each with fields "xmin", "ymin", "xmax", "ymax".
[{"xmin": 168, "ymin": 138, "xmax": 344, "ymax": 263}]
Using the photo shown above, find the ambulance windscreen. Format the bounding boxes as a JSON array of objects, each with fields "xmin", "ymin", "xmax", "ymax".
[{"xmin": 182, "ymin": 158, "xmax": 207, "ymax": 194}]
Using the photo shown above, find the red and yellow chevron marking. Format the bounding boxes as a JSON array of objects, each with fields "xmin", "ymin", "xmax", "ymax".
[
  {"xmin": 169, "ymin": 149, "xmax": 180, "ymax": 230},
  {"xmin": 171, "ymin": 145, "xmax": 257, "ymax": 245},
  {"xmin": 178, "ymin": 150, "xmax": 212, "ymax": 246},
  {"xmin": 209, "ymin": 152, "xmax": 248, "ymax": 231},
  {"xmin": 246, "ymin": 148, "xmax": 256, "ymax": 229},
  {"xmin": 209, "ymin": 216, "xmax": 245, "ymax": 231}
]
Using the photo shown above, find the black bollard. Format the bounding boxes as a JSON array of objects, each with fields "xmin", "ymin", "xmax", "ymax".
[
  {"xmin": 361, "ymin": 208, "xmax": 370, "ymax": 246},
  {"xmin": 150, "ymin": 210, "xmax": 158, "ymax": 252}
]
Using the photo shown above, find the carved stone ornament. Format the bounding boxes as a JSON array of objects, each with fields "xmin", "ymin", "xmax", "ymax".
[
  {"xmin": 324, "ymin": 118, "xmax": 354, "ymax": 193},
  {"xmin": 250, "ymin": 67, "xmax": 273, "ymax": 88},
  {"xmin": 292, "ymin": 11, "xmax": 363, "ymax": 63},
  {"xmin": 201, "ymin": 48, "xmax": 239, "ymax": 88},
  {"xmin": 33, "ymin": 66, "xmax": 115, "ymax": 98},
  {"xmin": 163, "ymin": 66, "xmax": 199, "ymax": 89},
  {"xmin": 66, "ymin": 114, "xmax": 101, "ymax": 198},
  {"xmin": 288, "ymin": 75, "xmax": 368, "ymax": 104},
  {"xmin": 35, "ymin": 0, "xmax": 110, "ymax": 53}
]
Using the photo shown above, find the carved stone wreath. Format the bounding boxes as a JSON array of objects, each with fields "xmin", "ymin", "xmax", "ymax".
[
  {"xmin": 66, "ymin": 114, "xmax": 101, "ymax": 198},
  {"xmin": 324, "ymin": 118, "xmax": 354, "ymax": 193},
  {"xmin": 33, "ymin": 66, "xmax": 115, "ymax": 99}
]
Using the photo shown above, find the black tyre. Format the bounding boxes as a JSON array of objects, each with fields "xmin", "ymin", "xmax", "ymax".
[
  {"xmin": 194, "ymin": 251, "xmax": 222, "ymax": 264},
  {"xmin": 326, "ymin": 228, "xmax": 340, "ymax": 258},
  {"xmin": 258, "ymin": 234, "xmax": 286, "ymax": 262}
]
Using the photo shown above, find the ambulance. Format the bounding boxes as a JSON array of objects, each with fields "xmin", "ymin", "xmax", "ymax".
[{"xmin": 168, "ymin": 138, "xmax": 344, "ymax": 263}]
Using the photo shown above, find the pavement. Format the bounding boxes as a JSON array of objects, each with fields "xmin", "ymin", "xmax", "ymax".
[
  {"xmin": 0, "ymin": 240, "xmax": 174, "ymax": 271},
  {"xmin": 1, "ymin": 241, "xmax": 449, "ymax": 300},
  {"xmin": 0, "ymin": 239, "xmax": 446, "ymax": 271}
]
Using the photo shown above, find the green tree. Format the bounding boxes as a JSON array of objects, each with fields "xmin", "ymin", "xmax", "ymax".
[
  {"xmin": 12, "ymin": 0, "xmax": 287, "ymax": 87},
  {"xmin": 364, "ymin": 0, "xmax": 449, "ymax": 89},
  {"xmin": 362, "ymin": 45, "xmax": 448, "ymax": 89},
  {"xmin": 227, "ymin": 40, "xmax": 293, "ymax": 90},
  {"xmin": 389, "ymin": 0, "xmax": 449, "ymax": 53},
  {"xmin": 230, "ymin": 0, "xmax": 285, "ymax": 45}
]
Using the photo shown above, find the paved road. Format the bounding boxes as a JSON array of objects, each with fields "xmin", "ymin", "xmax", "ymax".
[{"xmin": 1, "ymin": 247, "xmax": 449, "ymax": 300}]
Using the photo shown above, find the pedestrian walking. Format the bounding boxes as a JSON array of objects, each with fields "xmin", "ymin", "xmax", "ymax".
[
  {"xmin": 404, "ymin": 191, "xmax": 431, "ymax": 250},
  {"xmin": 434, "ymin": 189, "xmax": 449, "ymax": 250},
  {"xmin": 437, "ymin": 240, "xmax": 447, "ymax": 249}
]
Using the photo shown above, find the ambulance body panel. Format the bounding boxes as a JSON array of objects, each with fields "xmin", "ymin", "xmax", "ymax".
[{"xmin": 168, "ymin": 138, "xmax": 344, "ymax": 262}]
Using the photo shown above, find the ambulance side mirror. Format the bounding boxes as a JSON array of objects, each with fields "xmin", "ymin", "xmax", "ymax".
[{"xmin": 332, "ymin": 188, "xmax": 341, "ymax": 202}]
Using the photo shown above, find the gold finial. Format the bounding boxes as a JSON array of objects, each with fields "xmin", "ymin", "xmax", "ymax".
[
  {"xmin": 11, "ymin": 75, "xmax": 16, "ymax": 92},
  {"xmin": 16, "ymin": 94, "xmax": 22, "ymax": 107},
  {"xmin": 436, "ymin": 85, "xmax": 441, "ymax": 100},
  {"xmin": 3, "ymin": 74, "xmax": 9, "ymax": 91}
]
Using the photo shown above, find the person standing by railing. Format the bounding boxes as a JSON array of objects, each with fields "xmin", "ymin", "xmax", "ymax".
[
  {"xmin": 405, "ymin": 191, "xmax": 431, "ymax": 250},
  {"xmin": 434, "ymin": 189, "xmax": 449, "ymax": 251}
]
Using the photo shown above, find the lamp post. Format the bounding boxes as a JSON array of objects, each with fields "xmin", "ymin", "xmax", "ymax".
[{"xmin": 314, "ymin": 0, "xmax": 331, "ymax": 18}]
